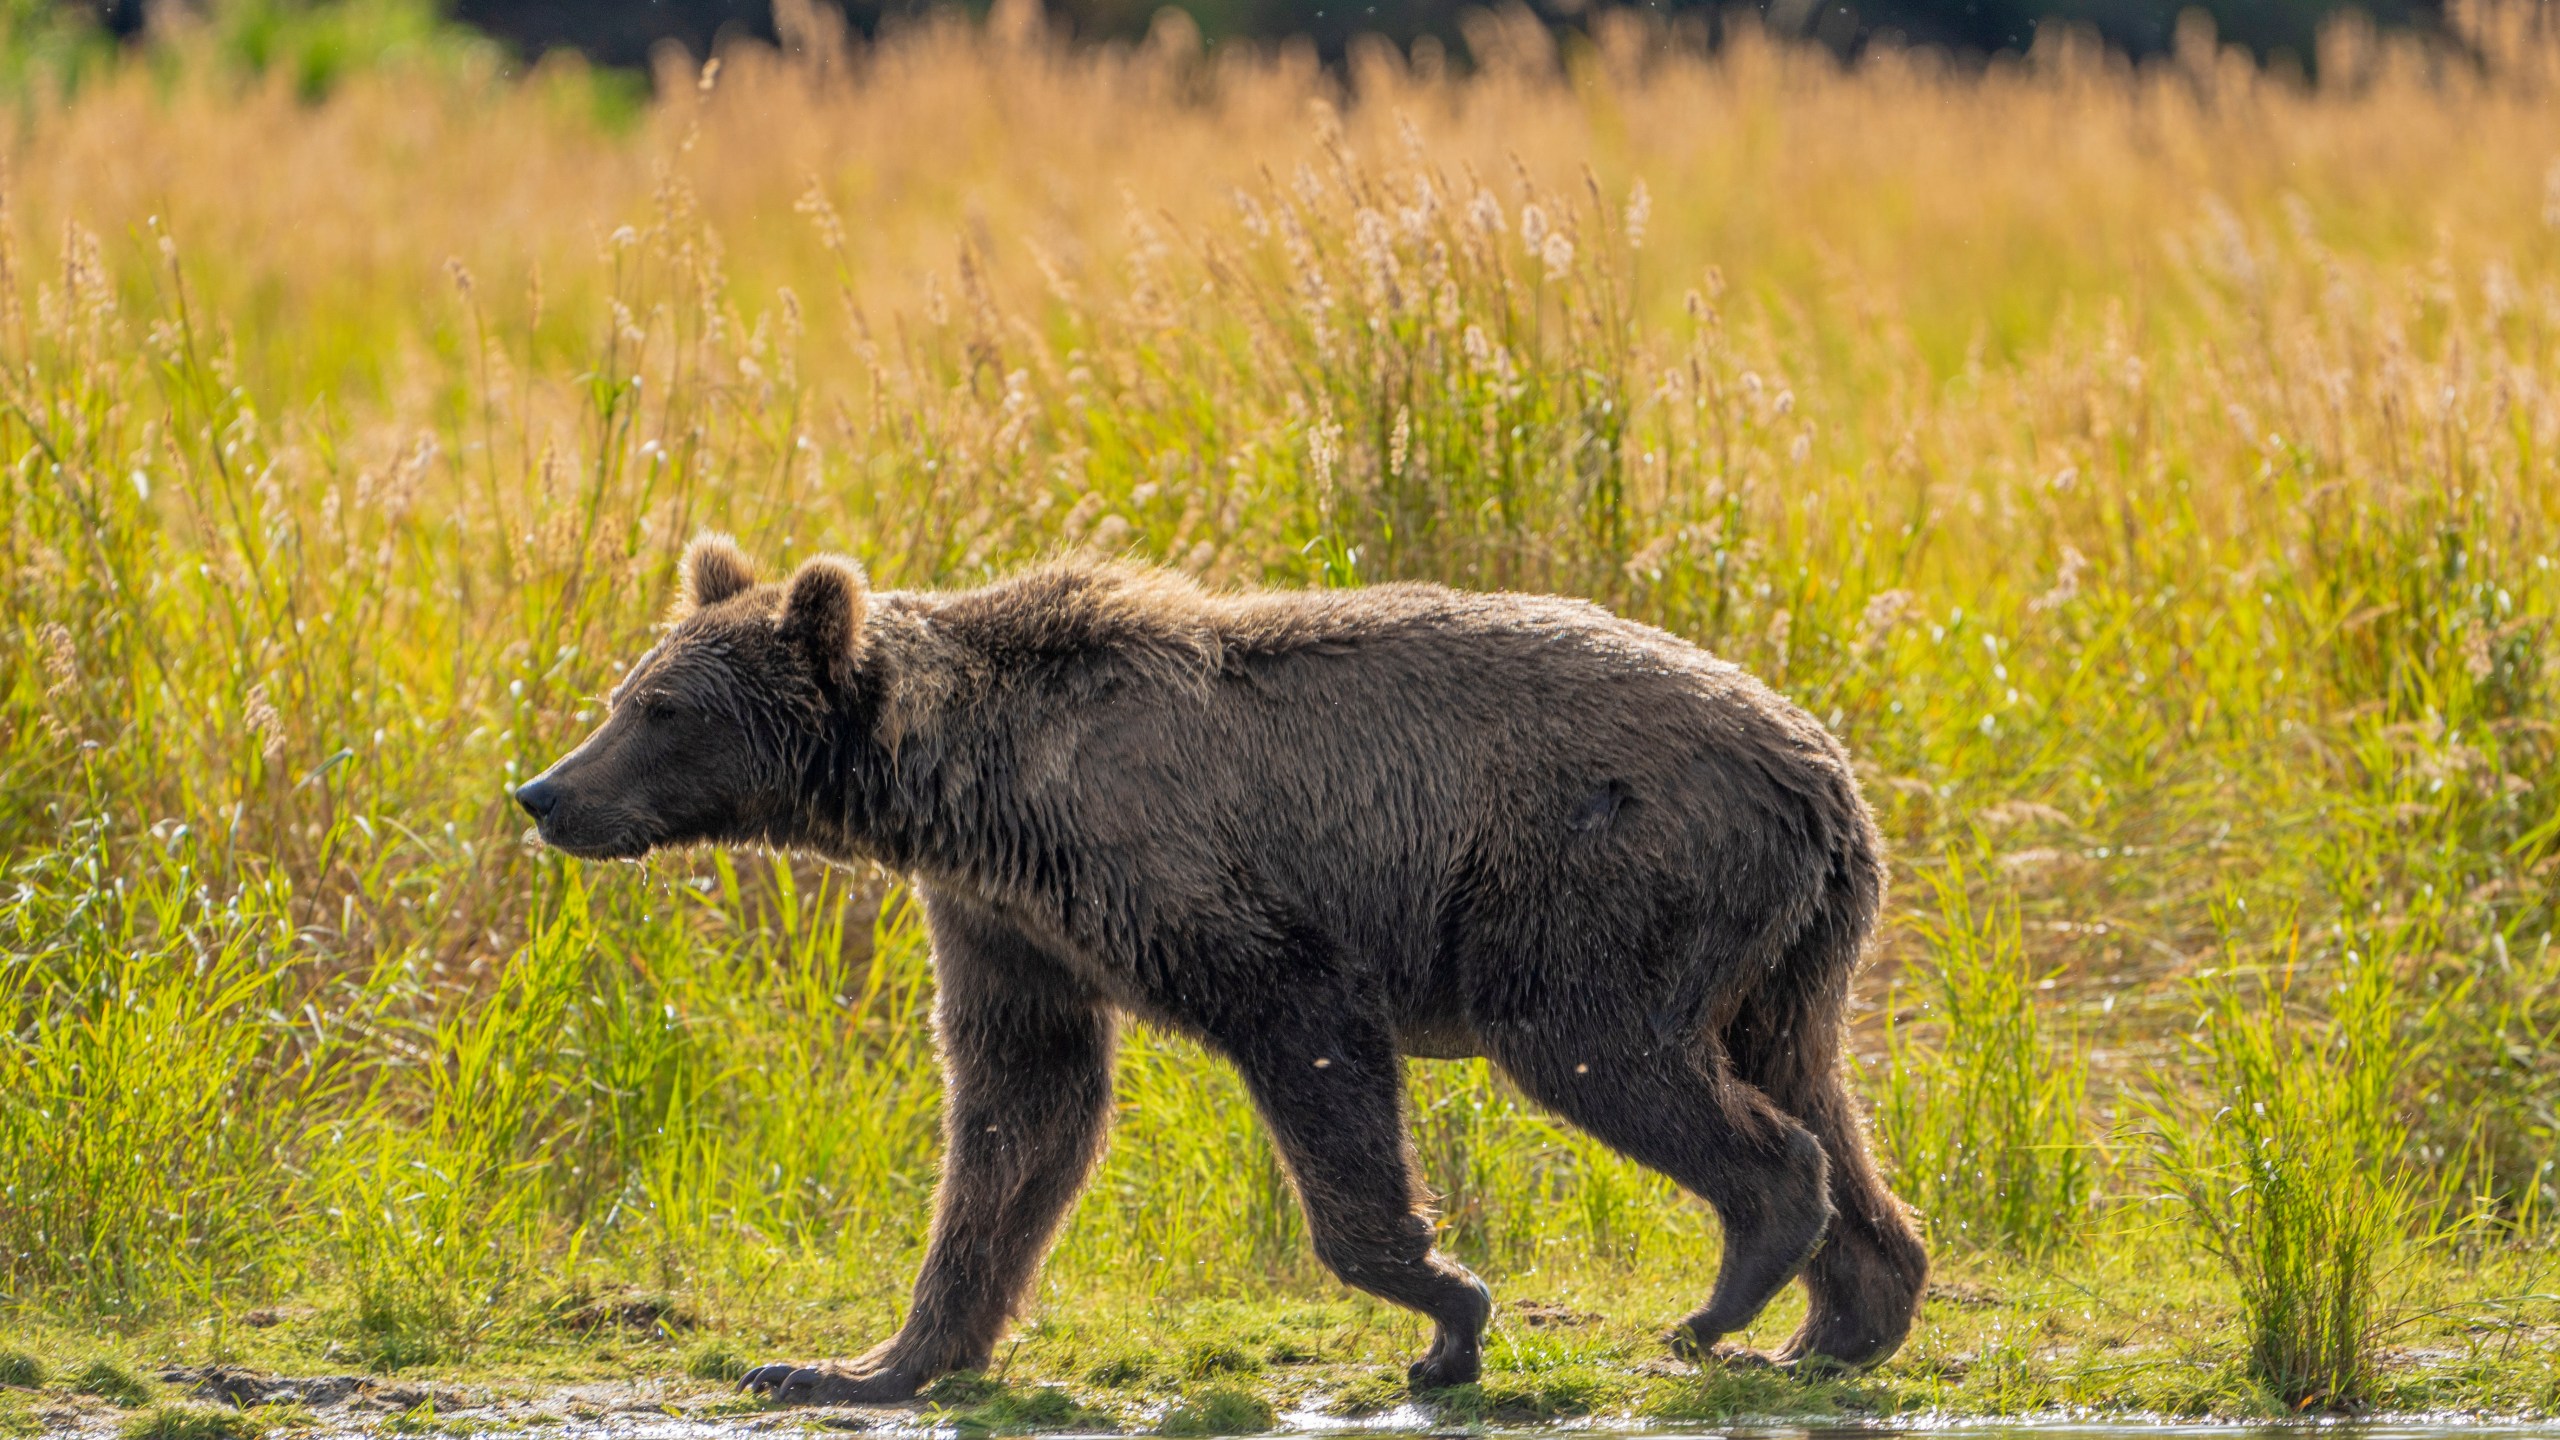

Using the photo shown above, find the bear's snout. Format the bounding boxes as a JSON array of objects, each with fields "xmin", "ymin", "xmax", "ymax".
[
  {"xmin": 514, "ymin": 777, "xmax": 561, "ymax": 821},
  {"xmin": 512, "ymin": 757, "xmax": 656, "ymax": 860}
]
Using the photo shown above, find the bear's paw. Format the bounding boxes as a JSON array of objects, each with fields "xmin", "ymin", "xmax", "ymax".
[{"xmin": 741, "ymin": 1360, "xmax": 924, "ymax": 1406}]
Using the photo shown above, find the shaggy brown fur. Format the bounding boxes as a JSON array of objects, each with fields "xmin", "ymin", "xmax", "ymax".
[{"xmin": 515, "ymin": 536, "xmax": 1928, "ymax": 1404}]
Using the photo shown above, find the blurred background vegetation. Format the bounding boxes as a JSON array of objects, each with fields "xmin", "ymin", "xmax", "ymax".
[{"xmin": 29, "ymin": 0, "xmax": 2448, "ymax": 77}]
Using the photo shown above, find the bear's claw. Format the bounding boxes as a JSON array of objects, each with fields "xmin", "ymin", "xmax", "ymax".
[
  {"xmin": 1665, "ymin": 1325, "xmax": 1782, "ymax": 1370},
  {"xmin": 739, "ymin": 1364, "xmax": 796, "ymax": 1393},
  {"xmin": 741, "ymin": 1361, "xmax": 923, "ymax": 1406}
]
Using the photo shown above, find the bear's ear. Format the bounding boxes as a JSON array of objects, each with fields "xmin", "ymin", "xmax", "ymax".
[
  {"xmin": 682, "ymin": 533, "xmax": 758, "ymax": 610},
  {"xmin": 779, "ymin": 554, "xmax": 872, "ymax": 681}
]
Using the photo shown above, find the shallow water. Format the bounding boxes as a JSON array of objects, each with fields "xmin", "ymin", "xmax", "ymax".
[
  {"xmin": 1733, "ymin": 1426, "xmax": 2549, "ymax": 1437},
  {"xmin": 32, "ymin": 1376, "xmax": 2555, "ymax": 1440},
  {"xmin": 47, "ymin": 1416, "xmax": 2552, "ymax": 1440},
  {"xmin": 1392, "ymin": 1414, "xmax": 2549, "ymax": 1424},
  {"xmin": 340, "ymin": 1414, "xmax": 2560, "ymax": 1424}
]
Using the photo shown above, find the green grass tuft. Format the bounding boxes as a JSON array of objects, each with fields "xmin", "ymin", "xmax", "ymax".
[
  {"xmin": 0, "ymin": 1353, "xmax": 39, "ymax": 1390},
  {"xmin": 121, "ymin": 1406, "xmax": 264, "ymax": 1440},
  {"xmin": 681, "ymin": 1339, "xmax": 751, "ymax": 1383},
  {"xmin": 2148, "ymin": 920, "xmax": 2419, "ymax": 1411},
  {"xmin": 926, "ymin": 1379, "xmax": 1119, "ymax": 1436},
  {"xmin": 378, "ymin": 1401, "xmax": 468, "ymax": 1436},
  {"xmin": 72, "ymin": 1359, "xmax": 153, "ymax": 1408},
  {"xmin": 1156, "ymin": 1385, "xmax": 1274, "ymax": 1436},
  {"xmin": 1321, "ymin": 1371, "xmax": 1407, "ymax": 1416},
  {"xmin": 1082, "ymin": 1348, "xmax": 1163, "ymax": 1388},
  {"xmin": 923, "ymin": 1371, "xmax": 1007, "ymax": 1406},
  {"xmin": 1178, "ymin": 1340, "xmax": 1261, "ymax": 1378}
]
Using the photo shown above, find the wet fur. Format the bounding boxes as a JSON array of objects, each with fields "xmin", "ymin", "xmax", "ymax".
[{"xmin": 522, "ymin": 542, "xmax": 1929, "ymax": 1404}]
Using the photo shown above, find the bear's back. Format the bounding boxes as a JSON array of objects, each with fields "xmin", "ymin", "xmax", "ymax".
[
  {"xmin": 923, "ymin": 559, "xmax": 1854, "ymax": 861},
  {"xmin": 929, "ymin": 557, "xmax": 1733, "ymax": 697}
]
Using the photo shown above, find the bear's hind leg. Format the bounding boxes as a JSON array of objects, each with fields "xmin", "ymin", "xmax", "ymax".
[
  {"xmin": 1487, "ymin": 1028, "xmax": 1833, "ymax": 1363},
  {"xmin": 1759, "ymin": 1061, "xmax": 1926, "ymax": 1369},
  {"xmin": 1214, "ymin": 1003, "xmax": 1492, "ymax": 1391},
  {"xmin": 747, "ymin": 899, "xmax": 1116, "ymax": 1407},
  {"xmin": 1725, "ymin": 921, "xmax": 1927, "ymax": 1369}
]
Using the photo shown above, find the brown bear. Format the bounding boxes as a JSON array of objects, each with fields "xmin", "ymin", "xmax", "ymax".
[{"xmin": 515, "ymin": 535, "xmax": 1927, "ymax": 1405}]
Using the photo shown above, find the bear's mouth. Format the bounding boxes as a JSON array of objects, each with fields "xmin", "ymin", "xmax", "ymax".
[{"xmin": 524, "ymin": 822, "xmax": 655, "ymax": 862}]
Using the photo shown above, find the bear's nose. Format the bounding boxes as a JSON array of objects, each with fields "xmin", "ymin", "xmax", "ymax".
[{"xmin": 514, "ymin": 777, "xmax": 560, "ymax": 821}]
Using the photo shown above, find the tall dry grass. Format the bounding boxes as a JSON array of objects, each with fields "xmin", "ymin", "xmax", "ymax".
[{"xmin": 4, "ymin": 0, "xmax": 2560, "ymax": 1403}]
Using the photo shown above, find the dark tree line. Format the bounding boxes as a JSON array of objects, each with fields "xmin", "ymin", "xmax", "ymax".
[{"xmin": 91, "ymin": 0, "xmax": 2449, "ymax": 74}]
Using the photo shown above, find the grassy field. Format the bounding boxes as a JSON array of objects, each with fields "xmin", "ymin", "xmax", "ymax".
[{"xmin": 4, "ymin": 1, "xmax": 2560, "ymax": 1430}]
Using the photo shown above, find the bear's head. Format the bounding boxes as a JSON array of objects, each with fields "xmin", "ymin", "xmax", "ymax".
[{"xmin": 514, "ymin": 533, "xmax": 870, "ymax": 861}]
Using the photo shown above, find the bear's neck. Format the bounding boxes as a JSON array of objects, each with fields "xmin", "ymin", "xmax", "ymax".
[{"xmin": 810, "ymin": 619, "xmax": 1136, "ymax": 941}]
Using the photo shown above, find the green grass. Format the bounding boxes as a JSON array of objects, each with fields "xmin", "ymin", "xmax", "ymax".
[
  {"xmin": 72, "ymin": 1359, "xmax": 154, "ymax": 1408},
  {"xmin": 1156, "ymin": 1386, "xmax": 1275, "ymax": 1436},
  {"xmin": 932, "ymin": 1381, "xmax": 1122, "ymax": 1436},
  {"xmin": 0, "ymin": 1353, "xmax": 38, "ymax": 1389},
  {"xmin": 2145, "ymin": 912, "xmax": 2425, "ymax": 1410},
  {"xmin": 1879, "ymin": 857, "xmax": 2097, "ymax": 1255},
  {"xmin": 122, "ymin": 1406, "xmax": 268, "ymax": 1440},
  {"xmin": 1421, "ymin": 1371, "xmax": 1619, "ymax": 1424},
  {"xmin": 682, "ymin": 1338, "xmax": 751, "ymax": 1383},
  {"xmin": 1320, "ymin": 1370, "xmax": 1407, "ymax": 1416}
]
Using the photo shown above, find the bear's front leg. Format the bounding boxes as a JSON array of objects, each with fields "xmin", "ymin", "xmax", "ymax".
[
  {"xmin": 747, "ymin": 898, "xmax": 1116, "ymax": 1406},
  {"xmin": 1209, "ymin": 993, "xmax": 1492, "ymax": 1391}
]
